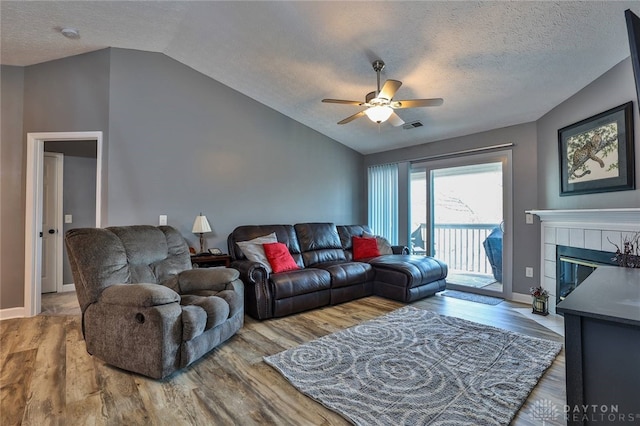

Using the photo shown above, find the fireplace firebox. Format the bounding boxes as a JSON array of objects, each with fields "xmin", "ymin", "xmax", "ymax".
[{"xmin": 556, "ymin": 245, "xmax": 617, "ymax": 305}]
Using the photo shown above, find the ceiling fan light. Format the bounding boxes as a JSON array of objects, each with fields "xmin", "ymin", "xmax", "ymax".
[{"xmin": 364, "ymin": 105, "xmax": 393, "ymax": 123}]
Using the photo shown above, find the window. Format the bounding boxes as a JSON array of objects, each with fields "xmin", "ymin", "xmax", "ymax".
[{"xmin": 367, "ymin": 164, "xmax": 398, "ymax": 244}]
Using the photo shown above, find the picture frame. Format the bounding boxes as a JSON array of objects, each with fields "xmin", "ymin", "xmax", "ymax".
[{"xmin": 558, "ymin": 102, "xmax": 635, "ymax": 196}]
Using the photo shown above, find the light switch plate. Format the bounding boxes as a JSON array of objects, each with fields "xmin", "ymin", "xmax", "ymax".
[
  {"xmin": 64, "ymin": 214, "xmax": 72, "ymax": 224},
  {"xmin": 525, "ymin": 213, "xmax": 534, "ymax": 224},
  {"xmin": 159, "ymin": 215, "xmax": 167, "ymax": 226},
  {"xmin": 525, "ymin": 267, "xmax": 534, "ymax": 278}
]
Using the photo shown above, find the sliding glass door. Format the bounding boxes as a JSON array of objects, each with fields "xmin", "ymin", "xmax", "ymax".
[{"xmin": 411, "ymin": 151, "xmax": 512, "ymax": 296}]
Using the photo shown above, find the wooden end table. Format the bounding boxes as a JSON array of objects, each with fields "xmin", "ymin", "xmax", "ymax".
[{"xmin": 190, "ymin": 254, "xmax": 231, "ymax": 268}]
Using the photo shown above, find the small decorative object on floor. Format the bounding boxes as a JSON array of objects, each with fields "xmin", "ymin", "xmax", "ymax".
[{"xmin": 530, "ymin": 285, "xmax": 549, "ymax": 316}]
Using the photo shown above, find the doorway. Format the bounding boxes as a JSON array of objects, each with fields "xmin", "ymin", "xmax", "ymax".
[
  {"xmin": 410, "ymin": 150, "xmax": 513, "ymax": 298},
  {"xmin": 25, "ymin": 131, "xmax": 103, "ymax": 317}
]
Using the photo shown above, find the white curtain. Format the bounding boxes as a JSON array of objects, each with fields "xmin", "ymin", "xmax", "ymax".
[{"xmin": 368, "ymin": 163, "xmax": 398, "ymax": 244}]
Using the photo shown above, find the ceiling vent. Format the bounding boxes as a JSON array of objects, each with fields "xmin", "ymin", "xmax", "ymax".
[{"xmin": 402, "ymin": 121, "xmax": 423, "ymax": 130}]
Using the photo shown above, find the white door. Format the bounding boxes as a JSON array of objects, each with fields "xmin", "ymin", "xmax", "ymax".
[{"xmin": 41, "ymin": 152, "xmax": 63, "ymax": 294}]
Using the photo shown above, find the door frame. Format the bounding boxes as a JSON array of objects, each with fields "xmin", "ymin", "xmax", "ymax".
[
  {"xmin": 25, "ymin": 131, "xmax": 103, "ymax": 317},
  {"xmin": 411, "ymin": 149, "xmax": 513, "ymax": 299}
]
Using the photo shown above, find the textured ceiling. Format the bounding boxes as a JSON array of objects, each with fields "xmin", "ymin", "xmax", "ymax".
[{"xmin": 2, "ymin": 1, "xmax": 639, "ymax": 154}]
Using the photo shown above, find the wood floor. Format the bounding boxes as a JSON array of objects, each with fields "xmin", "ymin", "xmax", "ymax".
[{"xmin": 1, "ymin": 292, "xmax": 566, "ymax": 425}]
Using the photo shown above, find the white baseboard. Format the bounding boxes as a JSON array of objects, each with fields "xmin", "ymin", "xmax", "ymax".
[
  {"xmin": 1, "ymin": 285, "xmax": 76, "ymax": 321},
  {"xmin": 0, "ymin": 307, "xmax": 25, "ymax": 320},
  {"xmin": 61, "ymin": 283, "xmax": 75, "ymax": 292},
  {"xmin": 510, "ymin": 292, "xmax": 532, "ymax": 304}
]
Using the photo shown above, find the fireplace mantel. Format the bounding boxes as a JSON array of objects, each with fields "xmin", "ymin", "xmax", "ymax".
[{"xmin": 527, "ymin": 208, "xmax": 640, "ymax": 225}]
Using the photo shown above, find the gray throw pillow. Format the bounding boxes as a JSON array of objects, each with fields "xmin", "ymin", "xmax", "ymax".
[{"xmin": 237, "ymin": 232, "xmax": 278, "ymax": 272}]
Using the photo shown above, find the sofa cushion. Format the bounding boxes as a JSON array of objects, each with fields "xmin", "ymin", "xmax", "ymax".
[
  {"xmin": 185, "ymin": 288, "xmax": 243, "ymax": 318},
  {"xmin": 294, "ymin": 223, "xmax": 346, "ymax": 266},
  {"xmin": 352, "ymin": 236, "xmax": 381, "ymax": 260},
  {"xmin": 317, "ymin": 261, "xmax": 375, "ymax": 289},
  {"xmin": 175, "ymin": 268, "xmax": 240, "ymax": 293},
  {"xmin": 236, "ymin": 232, "xmax": 278, "ymax": 272},
  {"xmin": 263, "ymin": 242, "xmax": 300, "ymax": 273},
  {"xmin": 180, "ymin": 294, "xmax": 230, "ymax": 330},
  {"xmin": 270, "ymin": 268, "xmax": 331, "ymax": 299}
]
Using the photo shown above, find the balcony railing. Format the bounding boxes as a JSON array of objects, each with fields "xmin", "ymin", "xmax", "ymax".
[{"xmin": 412, "ymin": 223, "xmax": 500, "ymax": 275}]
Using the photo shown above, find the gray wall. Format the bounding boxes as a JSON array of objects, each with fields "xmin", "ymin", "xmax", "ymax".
[
  {"xmin": 106, "ymin": 49, "xmax": 364, "ymax": 251},
  {"xmin": 0, "ymin": 48, "xmax": 364, "ymax": 309},
  {"xmin": 62, "ymin": 155, "xmax": 97, "ymax": 284},
  {"xmin": 23, "ymin": 50, "xmax": 111, "ymax": 133},
  {"xmin": 1, "ymin": 65, "xmax": 25, "ymax": 309},
  {"xmin": 365, "ymin": 123, "xmax": 539, "ymax": 296},
  {"xmin": 537, "ymin": 57, "xmax": 640, "ymax": 208}
]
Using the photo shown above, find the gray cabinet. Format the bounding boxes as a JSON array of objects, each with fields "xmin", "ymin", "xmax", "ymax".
[{"xmin": 557, "ymin": 266, "xmax": 640, "ymax": 425}]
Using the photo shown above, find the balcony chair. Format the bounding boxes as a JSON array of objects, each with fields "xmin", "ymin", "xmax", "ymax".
[{"xmin": 65, "ymin": 225, "xmax": 244, "ymax": 379}]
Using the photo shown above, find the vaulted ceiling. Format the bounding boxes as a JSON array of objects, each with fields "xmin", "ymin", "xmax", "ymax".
[{"xmin": 2, "ymin": 1, "xmax": 638, "ymax": 154}]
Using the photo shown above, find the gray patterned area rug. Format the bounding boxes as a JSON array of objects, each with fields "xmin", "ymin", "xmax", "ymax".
[{"xmin": 264, "ymin": 307, "xmax": 562, "ymax": 425}]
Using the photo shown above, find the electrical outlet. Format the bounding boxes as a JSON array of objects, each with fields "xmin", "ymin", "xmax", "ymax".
[
  {"xmin": 525, "ymin": 213, "xmax": 534, "ymax": 224},
  {"xmin": 159, "ymin": 215, "xmax": 167, "ymax": 226},
  {"xmin": 525, "ymin": 267, "xmax": 534, "ymax": 278}
]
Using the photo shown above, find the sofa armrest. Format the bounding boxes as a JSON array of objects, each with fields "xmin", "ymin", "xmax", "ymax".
[
  {"xmin": 392, "ymin": 245, "xmax": 409, "ymax": 255},
  {"xmin": 177, "ymin": 268, "xmax": 241, "ymax": 293},
  {"xmin": 230, "ymin": 259, "xmax": 272, "ymax": 320},
  {"xmin": 230, "ymin": 260, "xmax": 268, "ymax": 286},
  {"xmin": 99, "ymin": 283, "xmax": 180, "ymax": 307}
]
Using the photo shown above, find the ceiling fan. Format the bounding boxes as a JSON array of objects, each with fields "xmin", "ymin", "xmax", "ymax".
[{"xmin": 322, "ymin": 59, "xmax": 443, "ymax": 127}]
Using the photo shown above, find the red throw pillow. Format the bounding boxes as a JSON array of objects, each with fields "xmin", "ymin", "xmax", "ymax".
[
  {"xmin": 352, "ymin": 236, "xmax": 381, "ymax": 260},
  {"xmin": 263, "ymin": 242, "xmax": 300, "ymax": 273}
]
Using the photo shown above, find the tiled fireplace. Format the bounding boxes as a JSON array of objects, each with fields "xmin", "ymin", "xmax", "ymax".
[{"xmin": 528, "ymin": 208, "xmax": 640, "ymax": 314}]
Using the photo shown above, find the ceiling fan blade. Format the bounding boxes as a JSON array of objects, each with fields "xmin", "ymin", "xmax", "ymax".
[
  {"xmin": 337, "ymin": 111, "xmax": 366, "ymax": 125},
  {"xmin": 378, "ymin": 79, "xmax": 402, "ymax": 100},
  {"xmin": 392, "ymin": 98, "xmax": 444, "ymax": 109},
  {"xmin": 387, "ymin": 111, "xmax": 405, "ymax": 127},
  {"xmin": 322, "ymin": 99, "xmax": 365, "ymax": 106}
]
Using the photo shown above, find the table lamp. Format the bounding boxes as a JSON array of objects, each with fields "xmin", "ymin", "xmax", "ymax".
[{"xmin": 192, "ymin": 213, "xmax": 212, "ymax": 253}]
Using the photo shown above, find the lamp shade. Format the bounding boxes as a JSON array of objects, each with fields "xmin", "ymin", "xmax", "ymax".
[
  {"xmin": 364, "ymin": 105, "xmax": 393, "ymax": 123},
  {"xmin": 192, "ymin": 215, "xmax": 212, "ymax": 234}
]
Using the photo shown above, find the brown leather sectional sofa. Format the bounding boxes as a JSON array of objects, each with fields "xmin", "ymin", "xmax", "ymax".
[{"xmin": 227, "ymin": 223, "xmax": 448, "ymax": 320}]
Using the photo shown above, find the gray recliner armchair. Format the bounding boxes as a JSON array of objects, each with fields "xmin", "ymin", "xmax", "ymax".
[{"xmin": 65, "ymin": 225, "xmax": 244, "ymax": 379}]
